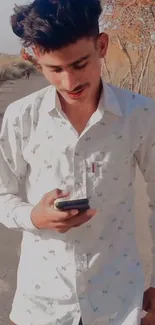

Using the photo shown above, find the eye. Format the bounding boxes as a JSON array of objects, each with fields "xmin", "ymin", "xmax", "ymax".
[
  {"xmin": 74, "ymin": 62, "xmax": 88, "ymax": 70},
  {"xmin": 50, "ymin": 67, "xmax": 63, "ymax": 73}
]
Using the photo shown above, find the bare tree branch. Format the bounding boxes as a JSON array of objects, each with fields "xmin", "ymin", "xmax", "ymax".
[
  {"xmin": 102, "ymin": 58, "xmax": 112, "ymax": 83},
  {"xmin": 136, "ymin": 45, "xmax": 152, "ymax": 93},
  {"xmin": 116, "ymin": 34, "xmax": 134, "ymax": 90}
]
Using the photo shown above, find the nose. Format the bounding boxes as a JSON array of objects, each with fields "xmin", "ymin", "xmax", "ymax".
[{"xmin": 62, "ymin": 71, "xmax": 80, "ymax": 92}]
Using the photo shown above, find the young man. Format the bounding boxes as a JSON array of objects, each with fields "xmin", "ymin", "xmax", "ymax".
[{"xmin": 0, "ymin": 0, "xmax": 155, "ymax": 324}]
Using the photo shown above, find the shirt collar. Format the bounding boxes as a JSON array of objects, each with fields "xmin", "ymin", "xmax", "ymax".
[
  {"xmin": 43, "ymin": 79, "xmax": 123, "ymax": 117},
  {"xmin": 101, "ymin": 80, "xmax": 123, "ymax": 117}
]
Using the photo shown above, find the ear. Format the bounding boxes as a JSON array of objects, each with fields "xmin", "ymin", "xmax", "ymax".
[
  {"xmin": 96, "ymin": 33, "xmax": 109, "ymax": 58},
  {"xmin": 32, "ymin": 46, "xmax": 41, "ymax": 59}
]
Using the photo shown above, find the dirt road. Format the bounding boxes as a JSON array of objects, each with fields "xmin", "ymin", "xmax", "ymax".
[{"xmin": 0, "ymin": 74, "xmax": 152, "ymax": 324}]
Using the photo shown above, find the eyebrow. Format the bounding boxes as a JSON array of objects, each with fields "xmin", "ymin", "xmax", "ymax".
[{"xmin": 44, "ymin": 55, "xmax": 90, "ymax": 69}]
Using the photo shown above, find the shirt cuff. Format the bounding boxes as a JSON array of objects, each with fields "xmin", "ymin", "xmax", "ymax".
[{"xmin": 14, "ymin": 204, "xmax": 40, "ymax": 233}]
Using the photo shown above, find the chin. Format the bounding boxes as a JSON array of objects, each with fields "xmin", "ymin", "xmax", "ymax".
[{"xmin": 70, "ymin": 98, "xmax": 88, "ymax": 105}]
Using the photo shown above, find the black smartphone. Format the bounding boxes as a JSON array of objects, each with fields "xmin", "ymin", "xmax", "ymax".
[{"xmin": 55, "ymin": 198, "xmax": 90, "ymax": 212}]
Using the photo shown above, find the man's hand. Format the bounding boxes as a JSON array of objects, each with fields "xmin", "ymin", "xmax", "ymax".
[
  {"xmin": 31, "ymin": 188, "xmax": 96, "ymax": 233},
  {"xmin": 141, "ymin": 287, "xmax": 155, "ymax": 325}
]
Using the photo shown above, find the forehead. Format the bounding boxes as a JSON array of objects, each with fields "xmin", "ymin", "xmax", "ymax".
[{"xmin": 38, "ymin": 37, "xmax": 96, "ymax": 65}]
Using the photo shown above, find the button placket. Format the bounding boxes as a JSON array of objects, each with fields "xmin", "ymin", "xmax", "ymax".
[
  {"xmin": 73, "ymin": 144, "xmax": 87, "ymax": 198},
  {"xmin": 74, "ymin": 251, "xmax": 92, "ymax": 324}
]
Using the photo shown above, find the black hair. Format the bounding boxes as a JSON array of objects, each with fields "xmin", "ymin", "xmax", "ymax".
[{"xmin": 10, "ymin": 0, "xmax": 102, "ymax": 52}]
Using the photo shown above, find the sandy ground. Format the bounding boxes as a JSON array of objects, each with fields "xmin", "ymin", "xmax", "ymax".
[{"xmin": 0, "ymin": 74, "xmax": 153, "ymax": 325}]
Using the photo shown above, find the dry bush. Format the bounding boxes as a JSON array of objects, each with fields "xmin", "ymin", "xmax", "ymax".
[
  {"xmin": 16, "ymin": 61, "xmax": 34, "ymax": 71},
  {"xmin": 0, "ymin": 66, "xmax": 21, "ymax": 82},
  {"xmin": 0, "ymin": 54, "xmax": 36, "ymax": 83}
]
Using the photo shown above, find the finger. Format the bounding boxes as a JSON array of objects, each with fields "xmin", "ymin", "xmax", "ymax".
[
  {"xmin": 50, "ymin": 211, "xmax": 93, "ymax": 229},
  {"xmin": 85, "ymin": 209, "xmax": 97, "ymax": 217},
  {"xmin": 73, "ymin": 215, "xmax": 92, "ymax": 227},
  {"xmin": 55, "ymin": 214, "xmax": 91, "ymax": 229},
  {"xmin": 142, "ymin": 289, "xmax": 150, "ymax": 311},
  {"xmin": 65, "ymin": 209, "xmax": 96, "ymax": 227},
  {"xmin": 140, "ymin": 312, "xmax": 155, "ymax": 325},
  {"xmin": 45, "ymin": 189, "xmax": 70, "ymax": 206},
  {"xmin": 47, "ymin": 208, "xmax": 96, "ymax": 227},
  {"xmin": 74, "ymin": 209, "xmax": 97, "ymax": 219},
  {"xmin": 46, "ymin": 223, "xmax": 71, "ymax": 233},
  {"xmin": 47, "ymin": 208, "xmax": 79, "ymax": 222},
  {"xmin": 48, "ymin": 210, "xmax": 95, "ymax": 232}
]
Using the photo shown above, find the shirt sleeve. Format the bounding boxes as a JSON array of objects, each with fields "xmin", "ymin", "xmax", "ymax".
[
  {"xmin": 135, "ymin": 108, "xmax": 155, "ymax": 288},
  {"xmin": 0, "ymin": 104, "xmax": 38, "ymax": 233}
]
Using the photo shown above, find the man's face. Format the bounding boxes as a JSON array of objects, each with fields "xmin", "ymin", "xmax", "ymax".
[{"xmin": 35, "ymin": 34, "xmax": 108, "ymax": 105}]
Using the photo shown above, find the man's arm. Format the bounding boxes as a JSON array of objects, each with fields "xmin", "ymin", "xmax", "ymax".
[
  {"xmin": 0, "ymin": 104, "xmax": 37, "ymax": 233},
  {"xmin": 135, "ymin": 107, "xmax": 155, "ymax": 288},
  {"xmin": 0, "ymin": 103, "xmax": 96, "ymax": 235}
]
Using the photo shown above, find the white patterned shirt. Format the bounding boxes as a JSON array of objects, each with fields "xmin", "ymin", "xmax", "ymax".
[{"xmin": 0, "ymin": 80, "xmax": 155, "ymax": 325}]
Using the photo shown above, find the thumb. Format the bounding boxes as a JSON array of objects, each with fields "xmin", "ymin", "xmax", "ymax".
[
  {"xmin": 141, "ymin": 312, "xmax": 155, "ymax": 325},
  {"xmin": 45, "ymin": 188, "xmax": 70, "ymax": 206},
  {"xmin": 142, "ymin": 290, "xmax": 150, "ymax": 311}
]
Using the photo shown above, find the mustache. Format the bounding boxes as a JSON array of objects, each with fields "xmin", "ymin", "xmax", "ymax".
[{"xmin": 69, "ymin": 84, "xmax": 88, "ymax": 93}]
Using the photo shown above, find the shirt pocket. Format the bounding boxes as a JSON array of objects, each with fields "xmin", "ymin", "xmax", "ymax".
[
  {"xmin": 86, "ymin": 156, "xmax": 132, "ymax": 206},
  {"xmin": 86, "ymin": 159, "xmax": 106, "ymax": 193},
  {"xmin": 87, "ymin": 157, "xmax": 110, "ymax": 177},
  {"xmin": 91, "ymin": 161, "xmax": 105, "ymax": 180}
]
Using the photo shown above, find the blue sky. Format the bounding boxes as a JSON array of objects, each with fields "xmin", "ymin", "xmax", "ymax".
[{"xmin": 0, "ymin": 0, "xmax": 27, "ymax": 54}]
